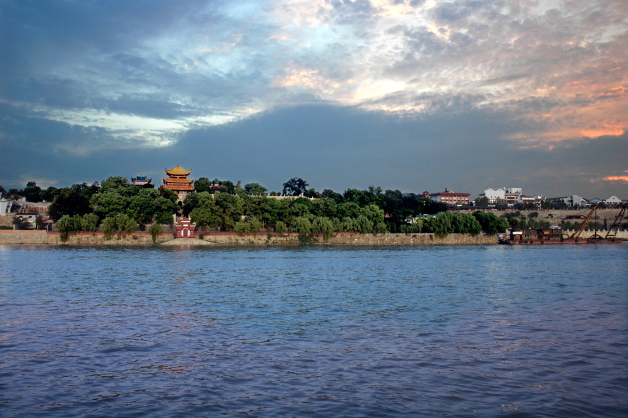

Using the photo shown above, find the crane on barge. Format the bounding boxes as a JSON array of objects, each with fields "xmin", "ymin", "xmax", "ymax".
[
  {"xmin": 604, "ymin": 204, "xmax": 627, "ymax": 242},
  {"xmin": 570, "ymin": 206, "xmax": 597, "ymax": 242},
  {"xmin": 570, "ymin": 204, "xmax": 627, "ymax": 243}
]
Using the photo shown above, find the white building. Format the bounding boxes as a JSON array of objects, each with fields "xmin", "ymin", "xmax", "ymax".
[
  {"xmin": 479, "ymin": 188, "xmax": 506, "ymax": 203},
  {"xmin": 0, "ymin": 198, "xmax": 13, "ymax": 216},
  {"xmin": 479, "ymin": 187, "xmax": 523, "ymax": 205},
  {"xmin": 547, "ymin": 195, "xmax": 587, "ymax": 207}
]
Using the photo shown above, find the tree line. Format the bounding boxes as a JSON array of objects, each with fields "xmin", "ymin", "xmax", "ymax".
[{"xmin": 2, "ymin": 177, "xmax": 510, "ymax": 237}]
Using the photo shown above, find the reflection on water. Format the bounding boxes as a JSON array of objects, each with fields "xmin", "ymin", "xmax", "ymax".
[{"xmin": 1, "ymin": 244, "xmax": 626, "ymax": 417}]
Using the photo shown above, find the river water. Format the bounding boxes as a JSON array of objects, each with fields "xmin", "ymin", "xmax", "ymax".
[{"xmin": 1, "ymin": 244, "xmax": 626, "ymax": 417}]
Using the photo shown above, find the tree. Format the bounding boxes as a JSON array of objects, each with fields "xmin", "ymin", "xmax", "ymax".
[
  {"xmin": 341, "ymin": 217, "xmax": 358, "ymax": 232},
  {"xmin": 311, "ymin": 217, "xmax": 334, "ymax": 240},
  {"xmin": 128, "ymin": 189, "xmax": 160, "ymax": 228},
  {"xmin": 5, "ymin": 188, "xmax": 24, "ymax": 200},
  {"xmin": 0, "ymin": 184, "xmax": 5, "ymax": 196},
  {"xmin": 304, "ymin": 188, "xmax": 321, "ymax": 198},
  {"xmin": 23, "ymin": 181, "xmax": 42, "ymax": 202},
  {"xmin": 474, "ymin": 196, "xmax": 490, "ymax": 207},
  {"xmin": 153, "ymin": 197, "xmax": 178, "ymax": 225},
  {"xmin": 90, "ymin": 191, "xmax": 129, "ymax": 219},
  {"xmin": 72, "ymin": 182, "xmax": 100, "ymax": 200},
  {"xmin": 235, "ymin": 180, "xmax": 245, "ymax": 196},
  {"xmin": 194, "ymin": 177, "xmax": 212, "ymax": 193},
  {"xmin": 219, "ymin": 180, "xmax": 235, "ymax": 194},
  {"xmin": 41, "ymin": 186, "xmax": 60, "ymax": 202},
  {"xmin": 246, "ymin": 215, "xmax": 263, "ymax": 234},
  {"xmin": 292, "ymin": 217, "xmax": 312, "ymax": 234},
  {"xmin": 275, "ymin": 221, "xmax": 286, "ymax": 234},
  {"xmin": 244, "ymin": 183, "xmax": 267, "ymax": 196},
  {"xmin": 49, "ymin": 188, "xmax": 91, "ymax": 221},
  {"xmin": 158, "ymin": 186, "xmax": 179, "ymax": 202},
  {"xmin": 374, "ymin": 222, "xmax": 388, "ymax": 234},
  {"xmin": 360, "ymin": 204, "xmax": 385, "ymax": 225},
  {"xmin": 80, "ymin": 213, "xmax": 99, "ymax": 232},
  {"xmin": 473, "ymin": 211, "xmax": 510, "ymax": 235},
  {"xmin": 214, "ymin": 193, "xmax": 243, "ymax": 230},
  {"xmin": 149, "ymin": 224, "xmax": 163, "ymax": 243},
  {"xmin": 321, "ymin": 189, "xmax": 343, "ymax": 203},
  {"xmin": 182, "ymin": 192, "xmax": 200, "ymax": 216},
  {"xmin": 234, "ymin": 221, "xmax": 251, "ymax": 235},
  {"xmin": 55, "ymin": 215, "xmax": 82, "ymax": 242},
  {"xmin": 283, "ymin": 178, "xmax": 309, "ymax": 196},
  {"xmin": 100, "ymin": 177, "xmax": 136, "ymax": 197},
  {"xmin": 190, "ymin": 207, "xmax": 217, "ymax": 230},
  {"xmin": 102, "ymin": 214, "xmax": 137, "ymax": 239}
]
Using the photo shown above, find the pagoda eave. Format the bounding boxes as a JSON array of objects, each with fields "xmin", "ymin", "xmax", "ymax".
[
  {"xmin": 162, "ymin": 178, "xmax": 194, "ymax": 184},
  {"xmin": 165, "ymin": 186, "xmax": 195, "ymax": 191}
]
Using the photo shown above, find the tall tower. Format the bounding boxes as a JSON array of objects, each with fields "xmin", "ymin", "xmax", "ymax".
[{"xmin": 162, "ymin": 166, "xmax": 195, "ymax": 201}]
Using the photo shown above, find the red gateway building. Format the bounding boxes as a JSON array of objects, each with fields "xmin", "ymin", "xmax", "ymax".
[
  {"xmin": 162, "ymin": 166, "xmax": 195, "ymax": 200},
  {"xmin": 175, "ymin": 218, "xmax": 196, "ymax": 238}
]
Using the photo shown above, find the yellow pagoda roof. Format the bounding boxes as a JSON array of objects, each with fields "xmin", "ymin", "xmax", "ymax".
[{"xmin": 165, "ymin": 166, "xmax": 192, "ymax": 176}]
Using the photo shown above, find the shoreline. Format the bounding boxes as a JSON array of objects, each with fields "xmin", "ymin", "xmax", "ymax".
[{"xmin": 0, "ymin": 230, "xmax": 499, "ymax": 246}]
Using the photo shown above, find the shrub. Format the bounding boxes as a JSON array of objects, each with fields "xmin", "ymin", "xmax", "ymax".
[
  {"xmin": 292, "ymin": 217, "xmax": 312, "ymax": 235},
  {"xmin": 55, "ymin": 215, "xmax": 81, "ymax": 242},
  {"xmin": 341, "ymin": 217, "xmax": 356, "ymax": 233},
  {"xmin": 355, "ymin": 215, "xmax": 373, "ymax": 234},
  {"xmin": 374, "ymin": 222, "xmax": 388, "ymax": 234},
  {"xmin": 247, "ymin": 216, "xmax": 263, "ymax": 235},
  {"xmin": 102, "ymin": 214, "xmax": 137, "ymax": 239},
  {"xmin": 101, "ymin": 217, "xmax": 117, "ymax": 239},
  {"xmin": 80, "ymin": 213, "xmax": 99, "ymax": 232},
  {"xmin": 311, "ymin": 217, "xmax": 334, "ymax": 240},
  {"xmin": 275, "ymin": 221, "xmax": 286, "ymax": 234},
  {"xmin": 234, "ymin": 222, "xmax": 251, "ymax": 236},
  {"xmin": 149, "ymin": 223, "xmax": 163, "ymax": 243},
  {"xmin": 473, "ymin": 211, "xmax": 509, "ymax": 235}
]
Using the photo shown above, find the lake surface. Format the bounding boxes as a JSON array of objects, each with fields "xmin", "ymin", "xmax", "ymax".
[{"xmin": 1, "ymin": 244, "xmax": 626, "ymax": 417}]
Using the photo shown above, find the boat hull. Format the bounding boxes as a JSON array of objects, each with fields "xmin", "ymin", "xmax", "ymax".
[{"xmin": 499, "ymin": 238, "xmax": 624, "ymax": 245}]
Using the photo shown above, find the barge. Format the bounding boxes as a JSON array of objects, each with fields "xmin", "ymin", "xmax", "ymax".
[
  {"xmin": 498, "ymin": 228, "xmax": 623, "ymax": 245},
  {"xmin": 499, "ymin": 204, "xmax": 626, "ymax": 245}
]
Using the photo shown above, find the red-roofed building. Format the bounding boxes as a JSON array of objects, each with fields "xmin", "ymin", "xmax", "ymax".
[{"xmin": 426, "ymin": 188, "xmax": 470, "ymax": 206}]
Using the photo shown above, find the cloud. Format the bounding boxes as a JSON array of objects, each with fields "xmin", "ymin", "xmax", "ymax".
[{"xmin": 0, "ymin": 0, "xmax": 625, "ymax": 198}]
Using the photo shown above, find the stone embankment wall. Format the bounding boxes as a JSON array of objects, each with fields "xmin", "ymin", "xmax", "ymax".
[
  {"xmin": 0, "ymin": 231, "xmax": 498, "ymax": 246},
  {"xmin": 0, "ymin": 215, "xmax": 15, "ymax": 228},
  {"xmin": 0, "ymin": 230, "xmax": 49, "ymax": 244},
  {"xmin": 0, "ymin": 231, "xmax": 174, "ymax": 246},
  {"xmin": 195, "ymin": 232, "xmax": 497, "ymax": 246},
  {"xmin": 2, "ymin": 230, "xmax": 625, "ymax": 246}
]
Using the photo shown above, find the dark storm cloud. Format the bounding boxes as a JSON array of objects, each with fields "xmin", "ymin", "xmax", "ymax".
[{"xmin": 3, "ymin": 102, "xmax": 625, "ymax": 198}]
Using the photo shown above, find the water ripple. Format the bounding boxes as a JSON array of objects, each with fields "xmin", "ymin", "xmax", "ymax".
[{"xmin": 1, "ymin": 244, "xmax": 626, "ymax": 417}]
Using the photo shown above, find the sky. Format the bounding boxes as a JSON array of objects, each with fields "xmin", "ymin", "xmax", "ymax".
[{"xmin": 1, "ymin": 0, "xmax": 626, "ymax": 199}]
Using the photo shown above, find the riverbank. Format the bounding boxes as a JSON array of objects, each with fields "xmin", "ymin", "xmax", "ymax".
[{"xmin": 0, "ymin": 230, "xmax": 499, "ymax": 246}]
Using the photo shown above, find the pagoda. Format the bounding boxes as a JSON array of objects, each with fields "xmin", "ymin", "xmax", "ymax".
[
  {"xmin": 163, "ymin": 166, "xmax": 195, "ymax": 200},
  {"xmin": 131, "ymin": 175, "xmax": 152, "ymax": 187},
  {"xmin": 210, "ymin": 178, "xmax": 222, "ymax": 192}
]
